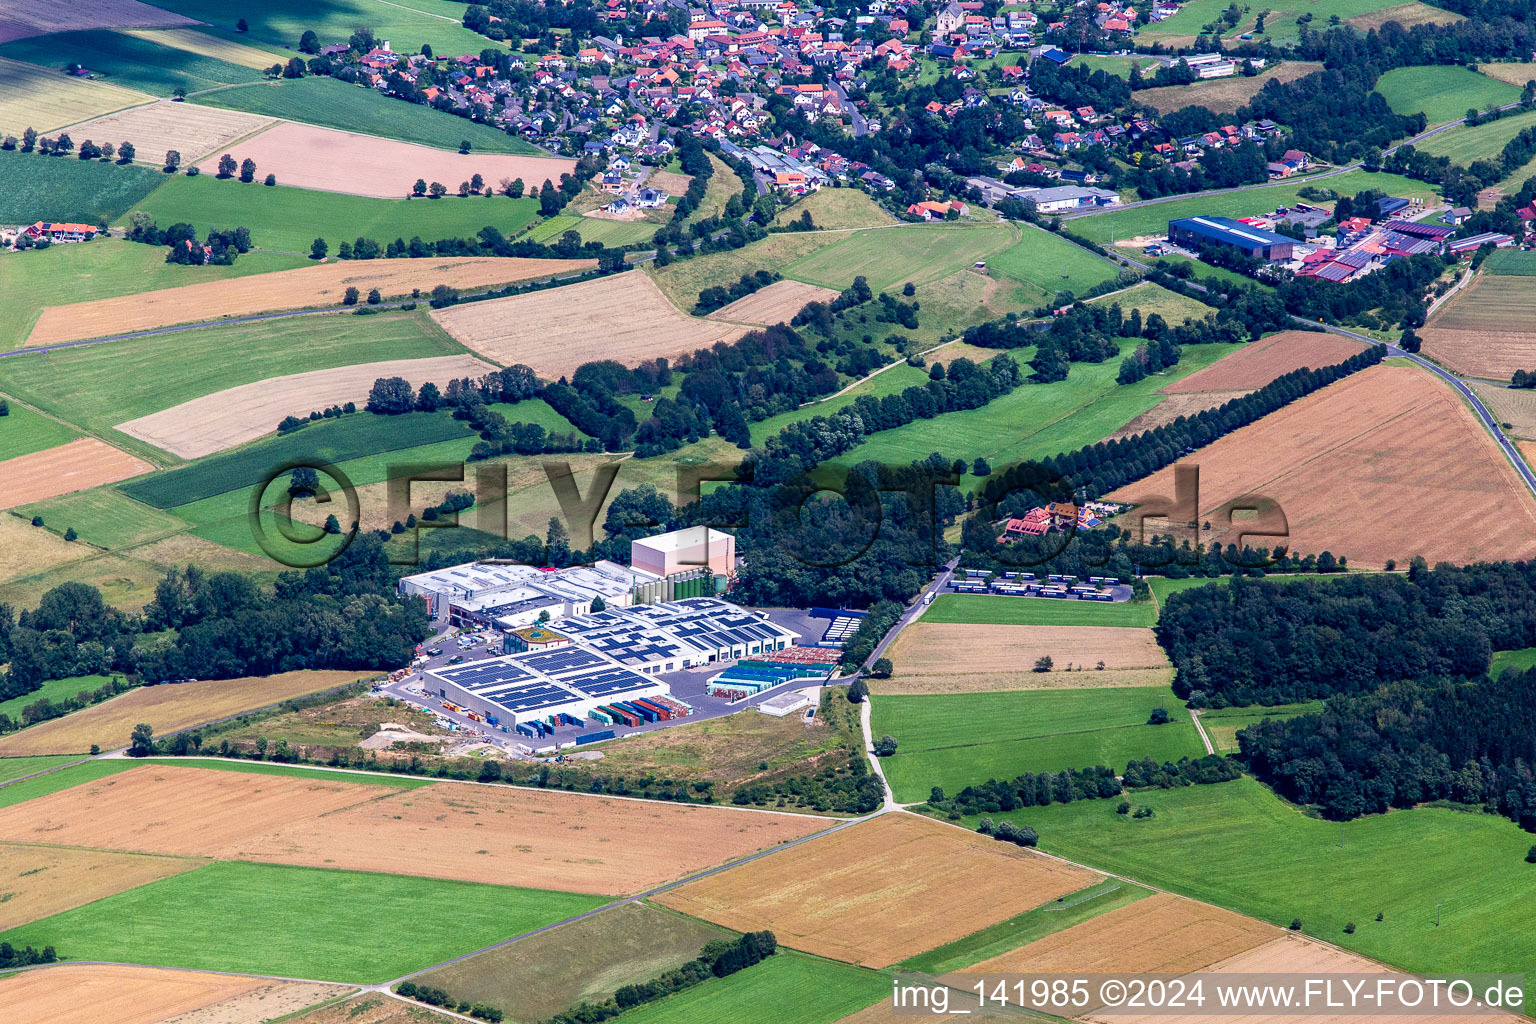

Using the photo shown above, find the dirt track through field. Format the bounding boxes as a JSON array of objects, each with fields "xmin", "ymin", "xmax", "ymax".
[
  {"xmin": 0, "ymin": 0, "xmax": 195, "ymax": 43},
  {"xmin": 1160, "ymin": 331, "xmax": 1362, "ymax": 394},
  {"xmin": 655, "ymin": 812, "xmax": 1099, "ymax": 967},
  {"xmin": 115, "ymin": 353, "xmax": 497, "ymax": 458},
  {"xmin": 68, "ymin": 102, "xmax": 277, "ymax": 164},
  {"xmin": 0, "ymin": 964, "xmax": 346, "ymax": 1024},
  {"xmin": 0, "ymin": 439, "xmax": 151, "ymax": 510},
  {"xmin": 194, "ymin": 121, "xmax": 577, "ymax": 198},
  {"xmin": 880, "ymin": 623, "xmax": 1173, "ymax": 694},
  {"xmin": 0, "ymin": 843, "xmax": 203, "ymax": 931},
  {"xmin": 432, "ymin": 271, "xmax": 747, "ymax": 379},
  {"xmin": 708, "ymin": 280, "xmax": 840, "ymax": 325},
  {"xmin": 1107, "ymin": 364, "xmax": 1536, "ymax": 567},
  {"xmin": 26, "ymin": 257, "xmax": 594, "ymax": 347}
]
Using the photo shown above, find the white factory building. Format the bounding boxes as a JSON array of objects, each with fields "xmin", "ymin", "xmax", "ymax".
[
  {"xmin": 398, "ymin": 560, "xmax": 659, "ymax": 628},
  {"xmin": 426, "ymin": 645, "xmax": 671, "ymax": 727},
  {"xmin": 630, "ymin": 526, "xmax": 736, "ymax": 579}
]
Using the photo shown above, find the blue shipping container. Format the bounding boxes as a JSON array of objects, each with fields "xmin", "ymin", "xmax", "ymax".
[{"xmin": 576, "ymin": 729, "xmax": 616, "ymax": 745}]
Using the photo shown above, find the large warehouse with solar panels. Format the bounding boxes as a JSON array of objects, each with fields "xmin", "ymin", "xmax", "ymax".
[{"xmin": 423, "ymin": 598, "xmax": 801, "ymax": 726}]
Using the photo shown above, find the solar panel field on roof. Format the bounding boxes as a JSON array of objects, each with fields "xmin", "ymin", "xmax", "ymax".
[
  {"xmin": 438, "ymin": 659, "xmax": 537, "ymax": 690},
  {"xmin": 572, "ymin": 666, "xmax": 660, "ymax": 698},
  {"xmin": 519, "ymin": 646, "xmax": 609, "ymax": 678},
  {"xmin": 484, "ymin": 680, "xmax": 584, "ymax": 713}
]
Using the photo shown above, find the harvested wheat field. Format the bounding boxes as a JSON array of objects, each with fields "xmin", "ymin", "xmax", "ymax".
[
  {"xmin": 0, "ymin": 671, "xmax": 370, "ymax": 755},
  {"xmin": 0, "ymin": 512, "xmax": 96, "ymax": 583},
  {"xmin": 1347, "ymin": 1, "xmax": 1464, "ymax": 32},
  {"xmin": 1111, "ymin": 392, "xmax": 1247, "ymax": 441},
  {"xmin": 123, "ymin": 29, "xmax": 285, "ymax": 70},
  {"xmin": 229, "ymin": 780, "xmax": 825, "ymax": 895},
  {"xmin": 655, "ymin": 812, "xmax": 1098, "ymax": 967},
  {"xmin": 1109, "ymin": 364, "xmax": 1536, "ymax": 566},
  {"xmin": 1160, "ymin": 331, "xmax": 1362, "ymax": 394},
  {"xmin": 0, "ymin": 0, "xmax": 195, "ymax": 43},
  {"xmin": 1472, "ymin": 381, "xmax": 1536, "ymax": 440},
  {"xmin": 879, "ymin": 622, "xmax": 1173, "ymax": 694},
  {"xmin": 0, "ymin": 764, "xmax": 393, "ymax": 852},
  {"xmin": 0, "ymin": 439, "xmax": 151, "ymax": 510},
  {"xmin": 0, "ymin": 57, "xmax": 150, "ymax": 135},
  {"xmin": 117, "ymin": 353, "xmax": 497, "ymax": 458},
  {"xmin": 67, "ymin": 102, "xmax": 276, "ymax": 165},
  {"xmin": 432, "ymin": 271, "xmax": 746, "ymax": 379},
  {"xmin": 196, "ymin": 121, "xmax": 576, "ymax": 198},
  {"xmin": 709, "ymin": 280, "xmax": 840, "ymax": 325},
  {"xmin": 0, "ymin": 964, "xmax": 347, "ymax": 1024},
  {"xmin": 0, "ymin": 843, "xmax": 202, "ymax": 931},
  {"xmin": 1136, "ymin": 63, "xmax": 1322, "ymax": 115},
  {"xmin": 1421, "ymin": 274, "xmax": 1536, "ymax": 378},
  {"xmin": 26, "ymin": 257, "xmax": 592, "ymax": 347}
]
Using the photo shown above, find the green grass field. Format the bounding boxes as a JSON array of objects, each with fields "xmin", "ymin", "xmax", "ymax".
[
  {"xmin": 14, "ymin": 491, "xmax": 189, "ymax": 550},
  {"xmin": 1092, "ymin": 281, "xmax": 1215, "ymax": 324},
  {"xmin": 1376, "ymin": 66, "xmax": 1522, "ymax": 126},
  {"xmin": 419, "ymin": 902, "xmax": 736, "ymax": 1022},
  {"xmin": 1143, "ymin": 253, "xmax": 1270, "ymax": 290},
  {"xmin": 898, "ymin": 878, "xmax": 1154, "ymax": 973},
  {"xmin": 0, "ymin": 402, "xmax": 79, "ymax": 462},
  {"xmin": 1415, "ymin": 107, "xmax": 1536, "ymax": 165},
  {"xmin": 0, "ymin": 860, "xmax": 606, "ymax": 983},
  {"xmin": 747, "ymin": 363, "xmax": 931, "ymax": 446},
  {"xmin": 872, "ymin": 686, "xmax": 1204, "ymax": 803},
  {"xmin": 924, "ymin": 593, "xmax": 1157, "ymax": 627},
  {"xmin": 0, "ymin": 309, "xmax": 464, "ymax": 444},
  {"xmin": 985, "ymin": 225, "xmax": 1123, "ymax": 306},
  {"xmin": 194, "ymin": 77, "xmax": 540, "ymax": 154},
  {"xmin": 529, "ymin": 212, "xmax": 661, "ymax": 247},
  {"xmin": 615, "ymin": 951, "xmax": 889, "ymax": 1024},
  {"xmin": 1483, "ymin": 248, "xmax": 1536, "ymax": 275},
  {"xmin": 1068, "ymin": 54, "xmax": 1159, "ymax": 78},
  {"xmin": 0, "ymin": 238, "xmax": 308, "ymax": 350},
  {"xmin": 0, "ymin": 759, "xmax": 141, "ymax": 808},
  {"xmin": 1137, "ymin": 0, "xmax": 1440, "ymax": 46},
  {"xmin": 828, "ymin": 340, "xmax": 1231, "ymax": 477},
  {"xmin": 0, "ymin": 148, "xmax": 166, "ymax": 225},
  {"xmin": 140, "ymin": 0, "xmax": 495, "ymax": 56},
  {"xmin": 961, "ymin": 776, "xmax": 1536, "ymax": 976},
  {"xmin": 1070, "ymin": 171, "xmax": 1442, "ymax": 246},
  {"xmin": 129, "ymin": 173, "xmax": 541, "ymax": 252},
  {"xmin": 782, "ymin": 223, "xmax": 1015, "ymax": 292},
  {"xmin": 1489, "ymin": 646, "xmax": 1536, "ymax": 675},
  {"xmin": 1148, "ymin": 575, "xmax": 1230, "ymax": 607},
  {"xmin": 1199, "ymin": 702, "xmax": 1324, "ymax": 753},
  {"xmin": 0, "ymin": 675, "xmax": 116, "ymax": 723},
  {"xmin": 0, "ymin": 30, "xmax": 261, "ymax": 96},
  {"xmin": 0, "ymin": 754, "xmax": 83, "ymax": 784}
]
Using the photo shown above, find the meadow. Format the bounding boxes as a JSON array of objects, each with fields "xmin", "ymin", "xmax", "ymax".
[
  {"xmin": 195, "ymin": 77, "xmax": 540, "ymax": 154},
  {"xmin": 1375, "ymin": 65, "xmax": 1522, "ymax": 126},
  {"xmin": 747, "ymin": 363, "xmax": 931, "ymax": 446},
  {"xmin": 782, "ymin": 223, "xmax": 1015, "ymax": 292},
  {"xmin": 15, "ymin": 490, "xmax": 188, "ymax": 550},
  {"xmin": 1067, "ymin": 54, "xmax": 1159, "ymax": 78},
  {"xmin": 1137, "ymin": 0, "xmax": 1450, "ymax": 46},
  {"xmin": 139, "ymin": 0, "xmax": 495, "ymax": 56},
  {"xmin": 1135, "ymin": 62, "xmax": 1324, "ymax": 116},
  {"xmin": 1489, "ymin": 646, "xmax": 1536, "ymax": 675},
  {"xmin": 0, "ymin": 403, "xmax": 79, "ymax": 462},
  {"xmin": 1199, "ymin": 701, "xmax": 1324, "ymax": 752},
  {"xmin": 772, "ymin": 188, "xmax": 898, "ymax": 230},
  {"xmin": 0, "ymin": 860, "xmax": 607, "ymax": 983},
  {"xmin": 984, "ymin": 225, "xmax": 1124, "ymax": 305},
  {"xmin": 614, "ymin": 950, "xmax": 889, "ymax": 1024},
  {"xmin": 1147, "ymin": 574, "xmax": 1229, "ymax": 606},
  {"xmin": 129, "ymin": 173, "xmax": 542, "ymax": 253},
  {"xmin": 1415, "ymin": 107, "xmax": 1536, "ymax": 165},
  {"xmin": 1090, "ymin": 280, "xmax": 1215, "ymax": 324},
  {"xmin": 1069, "ymin": 170, "xmax": 1440, "ymax": 245},
  {"xmin": 0, "ymin": 148, "xmax": 166, "ymax": 225},
  {"xmin": 961, "ymin": 777, "xmax": 1536, "ymax": 976},
  {"xmin": 871, "ymin": 686, "xmax": 1205, "ymax": 803},
  {"xmin": 0, "ymin": 675, "xmax": 116, "ymax": 722},
  {"xmin": 0, "ymin": 755, "xmax": 82, "ymax": 784},
  {"xmin": 0, "ymin": 237, "xmax": 308, "ymax": 350},
  {"xmin": 923, "ymin": 594, "xmax": 1157, "ymax": 627},
  {"xmin": 0, "ymin": 309, "xmax": 464, "ymax": 443},
  {"xmin": 0, "ymin": 30, "xmax": 262, "ymax": 95}
]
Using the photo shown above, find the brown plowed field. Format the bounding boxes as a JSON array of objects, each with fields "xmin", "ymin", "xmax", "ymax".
[
  {"xmin": 1107, "ymin": 364, "xmax": 1536, "ymax": 567},
  {"xmin": 0, "ymin": 439, "xmax": 151, "ymax": 510},
  {"xmin": 654, "ymin": 812, "xmax": 1099, "ymax": 967},
  {"xmin": 116, "ymin": 353, "xmax": 497, "ymax": 458},
  {"xmin": 194, "ymin": 121, "xmax": 577, "ymax": 199},
  {"xmin": 973, "ymin": 892, "xmax": 1279, "ymax": 975},
  {"xmin": 26, "ymin": 257, "xmax": 593, "ymax": 347},
  {"xmin": 0, "ymin": 0, "xmax": 196, "ymax": 43},
  {"xmin": 432, "ymin": 271, "xmax": 746, "ymax": 379},
  {"xmin": 878, "ymin": 623, "xmax": 1172, "ymax": 694},
  {"xmin": 0, "ymin": 671, "xmax": 369, "ymax": 755},
  {"xmin": 709, "ymin": 280, "xmax": 840, "ymax": 325},
  {"xmin": 230, "ymin": 779, "xmax": 825, "ymax": 895},
  {"xmin": 1421, "ymin": 274, "xmax": 1536, "ymax": 378},
  {"xmin": 0, "ymin": 843, "xmax": 203, "ymax": 930},
  {"xmin": 67, "ymin": 102, "xmax": 276, "ymax": 164},
  {"xmin": 0, "ymin": 765, "xmax": 392, "ymax": 852},
  {"xmin": 0, "ymin": 964, "xmax": 346, "ymax": 1024},
  {"xmin": 1160, "ymin": 332, "xmax": 1362, "ymax": 394}
]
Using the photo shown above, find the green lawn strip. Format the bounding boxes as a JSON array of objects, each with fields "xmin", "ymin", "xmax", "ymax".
[
  {"xmin": 1199, "ymin": 702, "xmax": 1325, "ymax": 753},
  {"xmin": 958, "ymin": 777, "xmax": 1536, "ymax": 976},
  {"xmin": 898, "ymin": 878, "xmax": 1154, "ymax": 974},
  {"xmin": 0, "ymin": 859, "xmax": 607, "ymax": 983},
  {"xmin": 14, "ymin": 491, "xmax": 189, "ymax": 551},
  {"xmin": 143, "ymin": 0, "xmax": 496, "ymax": 57},
  {"xmin": 0, "ymin": 148, "xmax": 166, "ymax": 226},
  {"xmin": 1376, "ymin": 65, "xmax": 1521, "ymax": 126},
  {"xmin": 0, "ymin": 239, "xmax": 307, "ymax": 350},
  {"xmin": 782, "ymin": 223, "xmax": 1015, "ymax": 292},
  {"xmin": 0, "ymin": 754, "xmax": 86, "ymax": 785},
  {"xmin": 0, "ymin": 30, "xmax": 261, "ymax": 95},
  {"xmin": 0, "ymin": 760, "xmax": 140, "ymax": 807},
  {"xmin": 1415, "ymin": 108, "xmax": 1536, "ymax": 164},
  {"xmin": 0, "ymin": 402, "xmax": 79, "ymax": 461},
  {"xmin": 0, "ymin": 675, "xmax": 116, "ymax": 722},
  {"xmin": 924, "ymin": 593, "xmax": 1156, "ymax": 627},
  {"xmin": 614, "ymin": 949, "xmax": 891, "ymax": 1024},
  {"xmin": 129, "ymin": 173, "xmax": 541, "ymax": 253},
  {"xmin": 0, "ymin": 309, "xmax": 463, "ymax": 441},
  {"xmin": 872, "ymin": 687, "xmax": 1203, "ymax": 803},
  {"xmin": 191, "ymin": 77, "xmax": 540, "ymax": 154}
]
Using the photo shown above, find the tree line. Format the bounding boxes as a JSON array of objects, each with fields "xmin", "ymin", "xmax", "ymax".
[{"xmin": 929, "ymin": 754, "xmax": 1242, "ymax": 819}]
